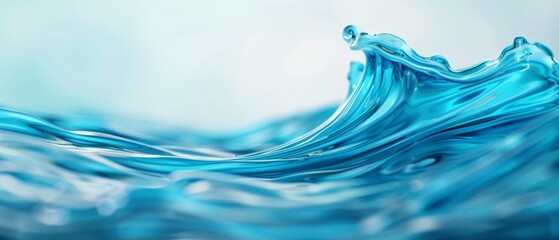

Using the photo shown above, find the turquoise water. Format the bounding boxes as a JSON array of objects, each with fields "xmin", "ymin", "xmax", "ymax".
[{"xmin": 0, "ymin": 25, "xmax": 558, "ymax": 239}]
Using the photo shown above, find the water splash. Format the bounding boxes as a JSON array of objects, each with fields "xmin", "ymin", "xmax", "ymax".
[{"xmin": 1, "ymin": 25, "xmax": 558, "ymax": 239}]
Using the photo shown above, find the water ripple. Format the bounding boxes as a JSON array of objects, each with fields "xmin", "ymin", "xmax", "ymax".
[{"xmin": 0, "ymin": 26, "xmax": 558, "ymax": 239}]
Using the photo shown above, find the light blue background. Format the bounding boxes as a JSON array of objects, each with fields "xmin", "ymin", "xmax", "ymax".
[{"xmin": 0, "ymin": 0, "xmax": 557, "ymax": 131}]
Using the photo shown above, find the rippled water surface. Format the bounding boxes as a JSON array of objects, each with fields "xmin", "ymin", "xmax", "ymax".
[{"xmin": 1, "ymin": 26, "xmax": 559, "ymax": 239}]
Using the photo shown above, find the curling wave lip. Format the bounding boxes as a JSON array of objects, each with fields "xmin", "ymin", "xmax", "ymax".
[{"xmin": 0, "ymin": 25, "xmax": 558, "ymax": 239}]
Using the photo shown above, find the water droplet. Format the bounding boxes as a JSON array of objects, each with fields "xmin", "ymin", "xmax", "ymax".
[{"xmin": 343, "ymin": 25, "xmax": 367, "ymax": 45}]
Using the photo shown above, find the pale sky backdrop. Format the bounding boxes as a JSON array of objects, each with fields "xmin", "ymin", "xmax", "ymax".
[{"xmin": 0, "ymin": 0, "xmax": 557, "ymax": 131}]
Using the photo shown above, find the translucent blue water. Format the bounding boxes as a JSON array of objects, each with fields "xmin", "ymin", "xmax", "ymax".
[{"xmin": 1, "ymin": 25, "xmax": 559, "ymax": 239}]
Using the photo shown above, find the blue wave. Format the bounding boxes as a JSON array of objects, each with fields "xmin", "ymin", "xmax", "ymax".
[{"xmin": 0, "ymin": 25, "xmax": 558, "ymax": 239}]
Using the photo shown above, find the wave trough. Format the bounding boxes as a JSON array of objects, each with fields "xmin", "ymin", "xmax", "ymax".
[{"xmin": 1, "ymin": 25, "xmax": 559, "ymax": 239}]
